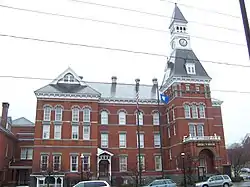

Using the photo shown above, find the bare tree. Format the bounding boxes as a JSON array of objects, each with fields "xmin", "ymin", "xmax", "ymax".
[{"xmin": 228, "ymin": 143, "xmax": 249, "ymax": 176}]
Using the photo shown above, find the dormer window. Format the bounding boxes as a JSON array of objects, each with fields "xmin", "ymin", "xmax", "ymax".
[
  {"xmin": 185, "ymin": 63, "xmax": 196, "ymax": 75},
  {"xmin": 63, "ymin": 73, "xmax": 75, "ymax": 82}
]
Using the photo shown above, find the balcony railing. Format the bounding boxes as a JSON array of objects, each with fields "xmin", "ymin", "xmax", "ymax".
[{"xmin": 183, "ymin": 134, "xmax": 221, "ymax": 143}]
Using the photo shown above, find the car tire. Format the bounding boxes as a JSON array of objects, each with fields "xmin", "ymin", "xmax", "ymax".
[
  {"xmin": 223, "ymin": 183, "xmax": 229, "ymax": 187},
  {"xmin": 202, "ymin": 185, "xmax": 208, "ymax": 187}
]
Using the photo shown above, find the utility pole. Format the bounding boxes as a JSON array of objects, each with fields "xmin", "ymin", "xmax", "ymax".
[
  {"xmin": 239, "ymin": 0, "xmax": 250, "ymax": 59},
  {"xmin": 135, "ymin": 78, "xmax": 142, "ymax": 186}
]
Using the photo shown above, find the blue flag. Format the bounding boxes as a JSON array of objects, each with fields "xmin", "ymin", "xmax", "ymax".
[{"xmin": 160, "ymin": 93, "xmax": 169, "ymax": 104}]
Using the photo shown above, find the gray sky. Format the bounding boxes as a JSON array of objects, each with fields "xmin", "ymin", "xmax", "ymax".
[{"xmin": 0, "ymin": 0, "xmax": 249, "ymax": 145}]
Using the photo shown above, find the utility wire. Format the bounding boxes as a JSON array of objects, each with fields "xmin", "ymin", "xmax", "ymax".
[
  {"xmin": 0, "ymin": 33, "xmax": 249, "ymax": 68},
  {"xmin": 161, "ymin": 0, "xmax": 242, "ymax": 19},
  {"xmin": 71, "ymin": 0, "xmax": 243, "ymax": 32},
  {"xmin": 0, "ymin": 74, "xmax": 249, "ymax": 95},
  {"xmin": 0, "ymin": 3, "xmax": 244, "ymax": 43}
]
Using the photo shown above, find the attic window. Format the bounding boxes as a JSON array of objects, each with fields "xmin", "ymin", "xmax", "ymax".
[
  {"xmin": 185, "ymin": 63, "xmax": 196, "ymax": 75},
  {"xmin": 63, "ymin": 73, "xmax": 75, "ymax": 82}
]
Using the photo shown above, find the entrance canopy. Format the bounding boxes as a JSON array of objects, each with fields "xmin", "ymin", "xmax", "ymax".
[{"xmin": 97, "ymin": 148, "xmax": 114, "ymax": 156}]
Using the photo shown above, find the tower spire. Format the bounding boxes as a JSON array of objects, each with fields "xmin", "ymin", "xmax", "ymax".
[{"xmin": 169, "ymin": 3, "xmax": 188, "ymax": 29}]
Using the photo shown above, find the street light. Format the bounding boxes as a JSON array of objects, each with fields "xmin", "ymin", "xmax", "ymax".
[
  {"xmin": 80, "ymin": 153, "xmax": 84, "ymax": 181},
  {"xmin": 181, "ymin": 152, "xmax": 187, "ymax": 187}
]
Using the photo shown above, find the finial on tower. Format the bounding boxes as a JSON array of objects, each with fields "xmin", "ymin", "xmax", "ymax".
[{"xmin": 169, "ymin": 4, "xmax": 188, "ymax": 29}]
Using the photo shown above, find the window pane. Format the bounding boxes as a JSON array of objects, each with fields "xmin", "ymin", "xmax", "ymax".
[
  {"xmin": 154, "ymin": 134, "xmax": 161, "ymax": 148},
  {"xmin": 189, "ymin": 125, "xmax": 196, "ymax": 136},
  {"xmin": 55, "ymin": 107, "xmax": 62, "ymax": 121},
  {"xmin": 72, "ymin": 108, "xmax": 79, "ymax": 122},
  {"xmin": 54, "ymin": 125, "xmax": 61, "ymax": 139},
  {"xmin": 101, "ymin": 111, "xmax": 108, "ymax": 125},
  {"xmin": 119, "ymin": 112, "xmax": 126, "ymax": 125},
  {"xmin": 43, "ymin": 125, "xmax": 50, "ymax": 139},
  {"xmin": 119, "ymin": 134, "xmax": 126, "ymax": 148},
  {"xmin": 101, "ymin": 134, "xmax": 108, "ymax": 148},
  {"xmin": 83, "ymin": 126, "xmax": 90, "ymax": 140},
  {"xmin": 153, "ymin": 113, "xmax": 159, "ymax": 125},
  {"xmin": 83, "ymin": 108, "xmax": 90, "ymax": 122},
  {"xmin": 72, "ymin": 126, "xmax": 79, "ymax": 139},
  {"xmin": 43, "ymin": 107, "xmax": 51, "ymax": 121}
]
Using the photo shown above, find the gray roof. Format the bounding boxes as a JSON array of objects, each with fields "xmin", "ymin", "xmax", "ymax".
[
  {"xmin": 36, "ymin": 83, "xmax": 101, "ymax": 97},
  {"xmin": 168, "ymin": 49, "xmax": 211, "ymax": 79},
  {"xmin": 36, "ymin": 81, "xmax": 159, "ymax": 100},
  {"xmin": 12, "ymin": 117, "xmax": 34, "ymax": 127},
  {"xmin": 169, "ymin": 4, "xmax": 188, "ymax": 29}
]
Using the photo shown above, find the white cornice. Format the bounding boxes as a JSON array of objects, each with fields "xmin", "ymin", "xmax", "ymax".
[
  {"xmin": 211, "ymin": 99, "xmax": 223, "ymax": 107},
  {"xmin": 35, "ymin": 92, "xmax": 100, "ymax": 100},
  {"xmin": 160, "ymin": 76, "xmax": 211, "ymax": 92}
]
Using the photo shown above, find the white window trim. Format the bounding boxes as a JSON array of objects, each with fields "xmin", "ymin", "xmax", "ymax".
[
  {"xmin": 101, "ymin": 111, "xmax": 109, "ymax": 125},
  {"xmin": 72, "ymin": 108, "xmax": 79, "ymax": 122},
  {"xmin": 42, "ymin": 125, "xmax": 50, "ymax": 139},
  {"xmin": 186, "ymin": 63, "xmax": 196, "ymax": 75},
  {"xmin": 81, "ymin": 155, "xmax": 91, "ymax": 171},
  {"xmin": 43, "ymin": 106, "xmax": 51, "ymax": 121},
  {"xmin": 192, "ymin": 105, "xmax": 198, "ymax": 119},
  {"xmin": 83, "ymin": 126, "xmax": 90, "ymax": 140},
  {"xmin": 101, "ymin": 133, "xmax": 109, "ymax": 148},
  {"xmin": 167, "ymin": 127, "xmax": 171, "ymax": 138},
  {"xmin": 136, "ymin": 112, "xmax": 143, "ymax": 125},
  {"xmin": 72, "ymin": 126, "xmax": 79, "ymax": 140},
  {"xmin": 153, "ymin": 112, "xmax": 160, "ymax": 125},
  {"xmin": 154, "ymin": 134, "xmax": 161, "ymax": 148},
  {"xmin": 70, "ymin": 155, "xmax": 78, "ymax": 172},
  {"xmin": 53, "ymin": 155, "xmax": 61, "ymax": 172},
  {"xmin": 119, "ymin": 133, "xmax": 127, "ymax": 148},
  {"xmin": 172, "ymin": 109, "xmax": 175, "ymax": 120},
  {"xmin": 83, "ymin": 108, "xmax": 91, "ymax": 123},
  {"xmin": 54, "ymin": 125, "xmax": 62, "ymax": 140},
  {"xmin": 184, "ymin": 105, "xmax": 191, "ymax": 118},
  {"xmin": 119, "ymin": 156, "xmax": 128, "ymax": 172},
  {"xmin": 55, "ymin": 106, "xmax": 63, "ymax": 121},
  {"xmin": 173, "ymin": 125, "xmax": 176, "ymax": 136},
  {"xmin": 137, "ymin": 155, "xmax": 145, "ymax": 171},
  {"xmin": 197, "ymin": 124, "xmax": 204, "ymax": 136},
  {"xmin": 136, "ymin": 133, "xmax": 144, "ymax": 148},
  {"xmin": 20, "ymin": 148, "xmax": 33, "ymax": 160},
  {"xmin": 199, "ymin": 105, "xmax": 206, "ymax": 118},
  {"xmin": 189, "ymin": 124, "xmax": 196, "ymax": 137},
  {"xmin": 118, "ymin": 111, "xmax": 126, "ymax": 125},
  {"xmin": 155, "ymin": 155, "xmax": 162, "ymax": 171},
  {"xmin": 169, "ymin": 149, "xmax": 172, "ymax": 160},
  {"xmin": 40, "ymin": 155, "xmax": 49, "ymax": 171}
]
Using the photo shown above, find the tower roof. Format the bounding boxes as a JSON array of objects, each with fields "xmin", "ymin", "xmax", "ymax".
[
  {"xmin": 169, "ymin": 4, "xmax": 188, "ymax": 29},
  {"xmin": 167, "ymin": 49, "xmax": 211, "ymax": 79}
]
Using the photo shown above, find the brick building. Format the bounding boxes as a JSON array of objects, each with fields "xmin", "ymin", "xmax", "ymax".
[
  {"xmin": 30, "ymin": 4, "xmax": 228, "ymax": 187},
  {"xmin": 0, "ymin": 102, "xmax": 34, "ymax": 187}
]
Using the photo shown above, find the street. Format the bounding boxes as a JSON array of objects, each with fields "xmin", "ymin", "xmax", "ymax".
[{"xmin": 233, "ymin": 181, "xmax": 250, "ymax": 187}]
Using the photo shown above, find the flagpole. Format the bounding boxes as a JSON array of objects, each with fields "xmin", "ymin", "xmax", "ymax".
[
  {"xmin": 135, "ymin": 78, "xmax": 142, "ymax": 186},
  {"xmin": 155, "ymin": 79, "xmax": 165, "ymax": 179}
]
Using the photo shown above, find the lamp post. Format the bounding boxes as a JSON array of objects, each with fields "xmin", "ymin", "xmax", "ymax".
[
  {"xmin": 80, "ymin": 153, "xmax": 84, "ymax": 181},
  {"xmin": 181, "ymin": 152, "xmax": 187, "ymax": 187}
]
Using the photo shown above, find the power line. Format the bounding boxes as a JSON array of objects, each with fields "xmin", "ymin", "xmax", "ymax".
[
  {"xmin": 71, "ymin": 0, "xmax": 243, "ymax": 32},
  {"xmin": 161, "ymin": 0, "xmax": 241, "ymax": 19},
  {"xmin": 0, "ymin": 74, "xmax": 249, "ymax": 95},
  {"xmin": 0, "ymin": 3, "xmax": 244, "ymax": 42},
  {"xmin": 0, "ymin": 33, "xmax": 249, "ymax": 68}
]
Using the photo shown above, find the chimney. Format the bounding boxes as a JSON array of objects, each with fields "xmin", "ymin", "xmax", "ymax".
[
  {"xmin": 152, "ymin": 78, "xmax": 158, "ymax": 86},
  {"xmin": 111, "ymin": 76, "xmax": 117, "ymax": 84},
  {"xmin": 1, "ymin": 102, "xmax": 9, "ymax": 128}
]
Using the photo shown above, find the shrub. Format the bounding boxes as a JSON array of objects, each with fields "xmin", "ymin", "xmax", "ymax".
[{"xmin": 231, "ymin": 176, "xmax": 244, "ymax": 182}]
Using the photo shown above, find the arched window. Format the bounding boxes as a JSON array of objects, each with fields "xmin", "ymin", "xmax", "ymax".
[
  {"xmin": 153, "ymin": 112, "xmax": 159, "ymax": 125},
  {"xmin": 63, "ymin": 73, "xmax": 74, "ymax": 82},
  {"xmin": 199, "ymin": 104, "xmax": 205, "ymax": 118},
  {"xmin": 101, "ymin": 111, "xmax": 109, "ymax": 125},
  {"xmin": 135, "ymin": 111, "xmax": 143, "ymax": 125},
  {"xmin": 83, "ymin": 108, "xmax": 91, "ymax": 123},
  {"xmin": 72, "ymin": 107, "xmax": 79, "ymax": 122},
  {"xmin": 118, "ymin": 111, "xmax": 126, "ymax": 125},
  {"xmin": 55, "ymin": 106, "xmax": 63, "ymax": 121},
  {"xmin": 184, "ymin": 105, "xmax": 191, "ymax": 118},
  {"xmin": 43, "ymin": 106, "xmax": 52, "ymax": 121},
  {"xmin": 191, "ymin": 105, "xmax": 198, "ymax": 118}
]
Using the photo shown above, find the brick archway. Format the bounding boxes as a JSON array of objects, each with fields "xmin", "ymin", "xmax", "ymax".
[{"xmin": 198, "ymin": 149, "xmax": 215, "ymax": 174}]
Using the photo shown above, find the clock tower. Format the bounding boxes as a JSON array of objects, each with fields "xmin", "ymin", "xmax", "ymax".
[{"xmin": 169, "ymin": 3, "xmax": 191, "ymax": 51}]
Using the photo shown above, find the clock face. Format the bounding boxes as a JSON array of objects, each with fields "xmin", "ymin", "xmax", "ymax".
[{"xmin": 179, "ymin": 39, "xmax": 188, "ymax": 47}]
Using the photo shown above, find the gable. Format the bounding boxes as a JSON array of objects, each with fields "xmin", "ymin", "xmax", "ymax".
[
  {"xmin": 12, "ymin": 117, "xmax": 34, "ymax": 127},
  {"xmin": 50, "ymin": 67, "xmax": 85, "ymax": 86}
]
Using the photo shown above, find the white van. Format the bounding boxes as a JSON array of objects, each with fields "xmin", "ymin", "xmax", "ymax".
[{"xmin": 73, "ymin": 180, "xmax": 110, "ymax": 187}]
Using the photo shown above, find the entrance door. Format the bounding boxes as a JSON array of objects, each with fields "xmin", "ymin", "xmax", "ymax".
[{"xmin": 99, "ymin": 160, "xmax": 109, "ymax": 177}]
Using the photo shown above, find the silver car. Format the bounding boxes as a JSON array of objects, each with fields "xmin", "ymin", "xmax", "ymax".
[
  {"xmin": 143, "ymin": 179, "xmax": 177, "ymax": 187},
  {"xmin": 73, "ymin": 180, "xmax": 110, "ymax": 187},
  {"xmin": 195, "ymin": 175, "xmax": 233, "ymax": 187}
]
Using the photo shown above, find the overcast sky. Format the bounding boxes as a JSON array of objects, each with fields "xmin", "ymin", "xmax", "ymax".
[{"xmin": 0, "ymin": 0, "xmax": 249, "ymax": 145}]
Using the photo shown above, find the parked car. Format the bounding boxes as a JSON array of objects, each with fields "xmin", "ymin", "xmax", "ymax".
[
  {"xmin": 73, "ymin": 180, "xmax": 110, "ymax": 187},
  {"xmin": 195, "ymin": 175, "xmax": 233, "ymax": 187},
  {"xmin": 143, "ymin": 179, "xmax": 177, "ymax": 187}
]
